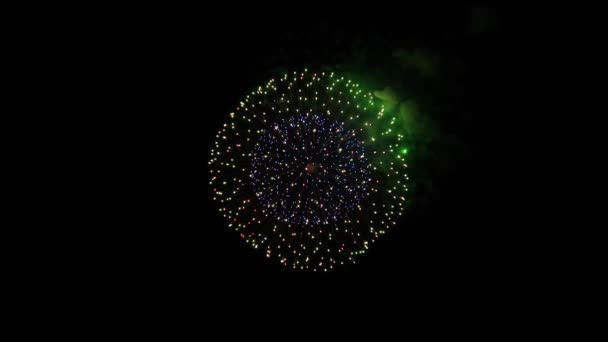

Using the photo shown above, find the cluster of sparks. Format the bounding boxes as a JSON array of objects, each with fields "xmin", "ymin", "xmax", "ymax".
[
  {"xmin": 209, "ymin": 70, "xmax": 409, "ymax": 271},
  {"xmin": 250, "ymin": 113, "xmax": 369, "ymax": 226}
]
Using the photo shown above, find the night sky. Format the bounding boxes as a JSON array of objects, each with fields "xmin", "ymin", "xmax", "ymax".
[{"xmin": 167, "ymin": 8, "xmax": 562, "ymax": 328}]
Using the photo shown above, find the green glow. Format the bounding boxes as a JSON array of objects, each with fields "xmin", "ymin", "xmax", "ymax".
[{"xmin": 401, "ymin": 148, "xmax": 408, "ymax": 155}]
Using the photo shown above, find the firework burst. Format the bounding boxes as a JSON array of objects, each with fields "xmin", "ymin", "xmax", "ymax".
[{"xmin": 209, "ymin": 70, "xmax": 409, "ymax": 271}]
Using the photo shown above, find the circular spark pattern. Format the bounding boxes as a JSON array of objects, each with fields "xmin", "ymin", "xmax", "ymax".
[
  {"xmin": 210, "ymin": 70, "xmax": 409, "ymax": 271},
  {"xmin": 250, "ymin": 113, "xmax": 369, "ymax": 226}
]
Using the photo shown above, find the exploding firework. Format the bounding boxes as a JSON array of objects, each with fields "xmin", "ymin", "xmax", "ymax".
[{"xmin": 209, "ymin": 70, "xmax": 409, "ymax": 271}]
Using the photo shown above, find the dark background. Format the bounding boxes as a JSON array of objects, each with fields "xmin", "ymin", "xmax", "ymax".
[{"xmin": 166, "ymin": 8, "xmax": 563, "ymax": 327}]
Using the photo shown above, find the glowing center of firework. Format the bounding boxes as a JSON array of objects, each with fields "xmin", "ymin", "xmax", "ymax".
[
  {"xmin": 304, "ymin": 162, "xmax": 320, "ymax": 174},
  {"xmin": 250, "ymin": 113, "xmax": 369, "ymax": 226}
]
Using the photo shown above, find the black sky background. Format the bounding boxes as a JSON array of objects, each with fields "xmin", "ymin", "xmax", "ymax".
[{"xmin": 164, "ymin": 8, "xmax": 563, "ymax": 327}]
